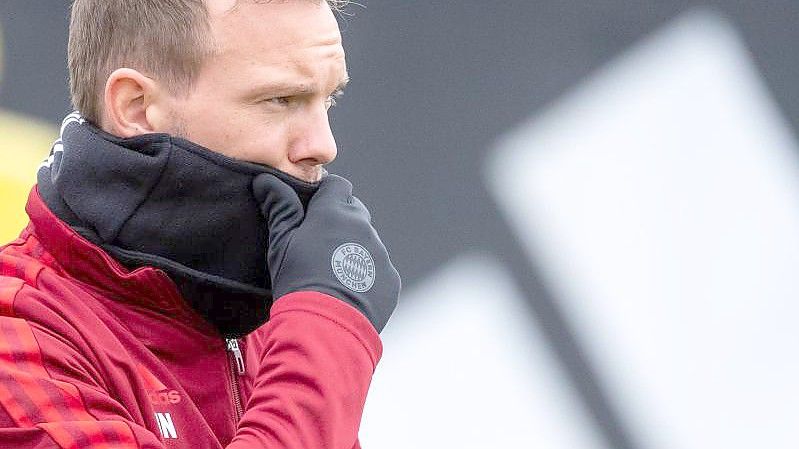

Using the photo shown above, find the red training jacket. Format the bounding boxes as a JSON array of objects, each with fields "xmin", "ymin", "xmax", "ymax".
[{"xmin": 0, "ymin": 187, "xmax": 382, "ymax": 448}]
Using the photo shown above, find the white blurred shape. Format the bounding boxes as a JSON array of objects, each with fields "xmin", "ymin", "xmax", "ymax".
[
  {"xmin": 360, "ymin": 253, "xmax": 606, "ymax": 449},
  {"xmin": 488, "ymin": 9, "xmax": 799, "ymax": 449}
]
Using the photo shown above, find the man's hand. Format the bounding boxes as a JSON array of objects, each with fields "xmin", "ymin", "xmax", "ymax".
[{"xmin": 252, "ymin": 173, "xmax": 400, "ymax": 333}]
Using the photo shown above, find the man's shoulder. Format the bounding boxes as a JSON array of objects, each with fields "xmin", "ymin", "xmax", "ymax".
[
  {"xmin": 0, "ymin": 232, "xmax": 106, "ymax": 332},
  {"xmin": 0, "ymin": 239, "xmax": 133, "ymax": 387},
  {"xmin": 2, "ymin": 229, "xmax": 64, "ymax": 295},
  {"xmin": 0, "ymin": 231, "xmax": 50, "ymax": 314}
]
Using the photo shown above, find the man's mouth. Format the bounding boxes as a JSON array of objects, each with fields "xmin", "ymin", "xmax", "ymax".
[{"xmin": 294, "ymin": 166, "xmax": 326, "ymax": 183}]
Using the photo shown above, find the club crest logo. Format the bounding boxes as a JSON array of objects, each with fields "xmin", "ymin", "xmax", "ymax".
[{"xmin": 331, "ymin": 243, "xmax": 376, "ymax": 293}]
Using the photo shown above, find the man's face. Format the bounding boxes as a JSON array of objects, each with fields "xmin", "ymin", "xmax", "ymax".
[{"xmin": 161, "ymin": 0, "xmax": 347, "ymax": 182}]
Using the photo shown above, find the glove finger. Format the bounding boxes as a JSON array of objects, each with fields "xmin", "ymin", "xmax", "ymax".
[
  {"xmin": 351, "ymin": 195, "xmax": 373, "ymax": 223},
  {"xmin": 308, "ymin": 174, "xmax": 354, "ymax": 208},
  {"xmin": 252, "ymin": 173, "xmax": 304, "ymax": 241}
]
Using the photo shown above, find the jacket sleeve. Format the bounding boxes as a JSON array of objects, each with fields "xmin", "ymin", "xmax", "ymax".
[
  {"xmin": 229, "ymin": 291, "xmax": 382, "ymax": 449},
  {"xmin": 0, "ymin": 313, "xmax": 167, "ymax": 449}
]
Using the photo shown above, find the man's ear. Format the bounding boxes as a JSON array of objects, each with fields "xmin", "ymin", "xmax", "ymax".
[{"xmin": 103, "ymin": 68, "xmax": 165, "ymax": 137}]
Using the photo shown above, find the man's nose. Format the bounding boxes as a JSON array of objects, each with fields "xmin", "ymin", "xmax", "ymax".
[{"xmin": 288, "ymin": 106, "xmax": 338, "ymax": 167}]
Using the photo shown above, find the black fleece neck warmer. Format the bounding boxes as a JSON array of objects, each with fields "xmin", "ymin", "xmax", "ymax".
[{"xmin": 37, "ymin": 112, "xmax": 320, "ymax": 338}]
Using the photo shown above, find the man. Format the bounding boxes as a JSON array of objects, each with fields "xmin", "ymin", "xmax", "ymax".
[{"xmin": 0, "ymin": 1, "xmax": 400, "ymax": 448}]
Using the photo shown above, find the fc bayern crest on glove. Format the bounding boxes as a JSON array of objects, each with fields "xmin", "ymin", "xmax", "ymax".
[{"xmin": 332, "ymin": 243, "xmax": 376, "ymax": 293}]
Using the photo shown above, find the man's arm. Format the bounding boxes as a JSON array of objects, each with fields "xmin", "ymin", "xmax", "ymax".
[
  {"xmin": 231, "ymin": 291, "xmax": 381, "ymax": 449},
  {"xmin": 243, "ymin": 173, "xmax": 402, "ymax": 448}
]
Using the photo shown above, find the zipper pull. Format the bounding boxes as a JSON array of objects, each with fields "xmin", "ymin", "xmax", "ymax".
[{"xmin": 226, "ymin": 338, "xmax": 246, "ymax": 375}]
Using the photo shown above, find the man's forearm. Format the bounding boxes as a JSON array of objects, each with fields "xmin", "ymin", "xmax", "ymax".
[{"xmin": 228, "ymin": 292, "xmax": 382, "ymax": 449}]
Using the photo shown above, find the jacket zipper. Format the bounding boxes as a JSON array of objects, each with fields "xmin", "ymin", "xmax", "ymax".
[{"xmin": 226, "ymin": 338, "xmax": 245, "ymax": 422}]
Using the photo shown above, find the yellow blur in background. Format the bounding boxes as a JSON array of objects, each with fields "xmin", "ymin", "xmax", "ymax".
[
  {"xmin": 0, "ymin": 111, "xmax": 55, "ymax": 243},
  {"xmin": 0, "ymin": 22, "xmax": 58, "ymax": 243}
]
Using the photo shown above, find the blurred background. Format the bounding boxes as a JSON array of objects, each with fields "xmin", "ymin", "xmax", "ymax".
[{"xmin": 2, "ymin": 1, "xmax": 799, "ymax": 448}]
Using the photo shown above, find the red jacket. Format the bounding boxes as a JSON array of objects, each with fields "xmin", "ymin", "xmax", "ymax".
[{"xmin": 0, "ymin": 187, "xmax": 381, "ymax": 448}]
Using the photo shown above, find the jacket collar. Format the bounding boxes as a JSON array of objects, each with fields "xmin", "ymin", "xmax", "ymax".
[
  {"xmin": 25, "ymin": 186, "xmax": 217, "ymax": 336},
  {"xmin": 33, "ymin": 113, "xmax": 320, "ymax": 337}
]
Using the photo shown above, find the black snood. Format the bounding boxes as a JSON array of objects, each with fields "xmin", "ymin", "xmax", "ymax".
[{"xmin": 37, "ymin": 113, "xmax": 320, "ymax": 337}]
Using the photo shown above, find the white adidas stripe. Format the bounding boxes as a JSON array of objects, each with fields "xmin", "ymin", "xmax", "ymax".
[
  {"xmin": 59, "ymin": 113, "xmax": 84, "ymax": 137},
  {"xmin": 40, "ymin": 113, "xmax": 85, "ymax": 171}
]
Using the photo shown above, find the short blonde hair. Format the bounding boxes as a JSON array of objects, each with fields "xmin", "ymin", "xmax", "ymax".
[{"xmin": 68, "ymin": 0, "xmax": 348, "ymax": 124}]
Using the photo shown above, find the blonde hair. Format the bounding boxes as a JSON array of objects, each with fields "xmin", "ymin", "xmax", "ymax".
[{"xmin": 68, "ymin": 0, "xmax": 348, "ymax": 124}]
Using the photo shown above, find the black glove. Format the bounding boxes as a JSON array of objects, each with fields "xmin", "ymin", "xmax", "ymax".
[{"xmin": 252, "ymin": 173, "xmax": 401, "ymax": 333}]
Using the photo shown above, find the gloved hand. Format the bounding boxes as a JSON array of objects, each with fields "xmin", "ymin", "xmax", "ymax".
[{"xmin": 252, "ymin": 173, "xmax": 400, "ymax": 333}]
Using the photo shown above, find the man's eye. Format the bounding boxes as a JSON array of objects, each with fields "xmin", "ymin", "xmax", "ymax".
[{"xmin": 262, "ymin": 96, "xmax": 291, "ymax": 106}]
